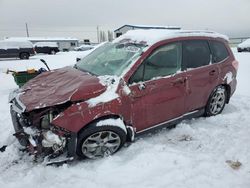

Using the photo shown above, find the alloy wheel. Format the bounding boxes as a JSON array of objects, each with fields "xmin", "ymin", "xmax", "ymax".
[
  {"xmin": 81, "ymin": 131, "xmax": 121, "ymax": 159},
  {"xmin": 209, "ymin": 88, "xmax": 226, "ymax": 115}
]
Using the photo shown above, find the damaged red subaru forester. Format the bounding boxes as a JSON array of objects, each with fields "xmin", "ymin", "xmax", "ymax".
[{"xmin": 9, "ymin": 29, "xmax": 238, "ymax": 164}]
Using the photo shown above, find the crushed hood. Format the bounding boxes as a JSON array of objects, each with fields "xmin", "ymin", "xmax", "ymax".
[{"xmin": 19, "ymin": 67, "xmax": 106, "ymax": 112}]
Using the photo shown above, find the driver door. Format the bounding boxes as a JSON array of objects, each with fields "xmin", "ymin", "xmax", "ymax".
[{"xmin": 128, "ymin": 42, "xmax": 187, "ymax": 132}]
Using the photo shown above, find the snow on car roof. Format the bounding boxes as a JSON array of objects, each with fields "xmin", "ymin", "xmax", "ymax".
[
  {"xmin": 113, "ymin": 29, "xmax": 229, "ymax": 45},
  {"xmin": 34, "ymin": 42, "xmax": 58, "ymax": 47},
  {"xmin": 0, "ymin": 40, "xmax": 33, "ymax": 49},
  {"xmin": 238, "ymin": 38, "xmax": 250, "ymax": 48}
]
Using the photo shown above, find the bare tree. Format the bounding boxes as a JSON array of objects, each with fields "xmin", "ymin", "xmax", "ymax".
[
  {"xmin": 99, "ymin": 30, "xmax": 110, "ymax": 42},
  {"xmin": 107, "ymin": 30, "xmax": 113, "ymax": 41}
]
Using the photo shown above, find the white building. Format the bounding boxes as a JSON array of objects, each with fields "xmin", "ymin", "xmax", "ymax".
[
  {"xmin": 4, "ymin": 37, "xmax": 79, "ymax": 51},
  {"xmin": 114, "ymin": 24, "xmax": 181, "ymax": 38}
]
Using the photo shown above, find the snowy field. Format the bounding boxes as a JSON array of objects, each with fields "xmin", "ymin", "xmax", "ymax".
[{"xmin": 0, "ymin": 49, "xmax": 249, "ymax": 188}]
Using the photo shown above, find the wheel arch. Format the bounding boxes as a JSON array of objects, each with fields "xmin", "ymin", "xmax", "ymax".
[
  {"xmin": 77, "ymin": 114, "xmax": 122, "ymax": 135},
  {"xmin": 206, "ymin": 84, "xmax": 231, "ymax": 105},
  {"xmin": 76, "ymin": 114, "xmax": 135, "ymax": 142}
]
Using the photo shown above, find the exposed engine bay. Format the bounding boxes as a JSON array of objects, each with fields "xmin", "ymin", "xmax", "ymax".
[{"xmin": 9, "ymin": 93, "xmax": 75, "ymax": 164}]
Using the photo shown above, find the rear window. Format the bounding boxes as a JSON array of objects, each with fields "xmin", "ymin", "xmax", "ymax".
[
  {"xmin": 183, "ymin": 40, "xmax": 211, "ymax": 69},
  {"xmin": 209, "ymin": 40, "xmax": 229, "ymax": 63}
]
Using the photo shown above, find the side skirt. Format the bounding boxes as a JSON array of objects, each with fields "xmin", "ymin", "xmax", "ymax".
[{"xmin": 135, "ymin": 108, "xmax": 205, "ymax": 136}]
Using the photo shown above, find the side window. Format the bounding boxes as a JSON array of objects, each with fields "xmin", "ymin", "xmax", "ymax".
[
  {"xmin": 183, "ymin": 40, "xmax": 211, "ymax": 69},
  {"xmin": 71, "ymin": 42, "xmax": 76, "ymax": 47},
  {"xmin": 129, "ymin": 42, "xmax": 182, "ymax": 84},
  {"xmin": 209, "ymin": 40, "xmax": 229, "ymax": 63}
]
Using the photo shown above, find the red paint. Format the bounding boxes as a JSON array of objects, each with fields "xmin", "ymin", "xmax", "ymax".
[
  {"xmin": 20, "ymin": 36, "xmax": 237, "ymax": 135},
  {"xmin": 20, "ymin": 67, "xmax": 106, "ymax": 112}
]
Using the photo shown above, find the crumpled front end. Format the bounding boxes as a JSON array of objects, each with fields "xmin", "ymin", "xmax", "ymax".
[{"xmin": 9, "ymin": 90, "xmax": 77, "ymax": 164}]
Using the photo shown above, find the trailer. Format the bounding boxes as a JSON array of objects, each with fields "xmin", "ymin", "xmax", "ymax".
[{"xmin": 5, "ymin": 37, "xmax": 79, "ymax": 52}]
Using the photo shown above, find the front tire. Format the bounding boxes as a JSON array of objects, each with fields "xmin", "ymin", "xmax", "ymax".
[
  {"xmin": 205, "ymin": 86, "xmax": 227, "ymax": 117},
  {"xmin": 77, "ymin": 120, "xmax": 126, "ymax": 159},
  {"xmin": 20, "ymin": 52, "xmax": 29, "ymax": 59}
]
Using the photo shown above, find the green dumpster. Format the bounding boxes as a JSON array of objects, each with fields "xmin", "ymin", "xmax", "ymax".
[{"xmin": 12, "ymin": 70, "xmax": 40, "ymax": 87}]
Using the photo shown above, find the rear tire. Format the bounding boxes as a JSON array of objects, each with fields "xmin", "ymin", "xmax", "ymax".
[
  {"xmin": 205, "ymin": 86, "xmax": 227, "ymax": 117},
  {"xmin": 20, "ymin": 52, "xmax": 29, "ymax": 59},
  {"xmin": 76, "ymin": 120, "xmax": 127, "ymax": 159}
]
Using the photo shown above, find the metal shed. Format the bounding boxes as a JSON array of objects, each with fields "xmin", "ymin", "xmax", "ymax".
[{"xmin": 114, "ymin": 24, "xmax": 181, "ymax": 38}]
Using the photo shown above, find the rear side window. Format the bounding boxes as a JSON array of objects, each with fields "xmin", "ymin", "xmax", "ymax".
[
  {"xmin": 183, "ymin": 40, "xmax": 211, "ymax": 69},
  {"xmin": 209, "ymin": 40, "xmax": 229, "ymax": 63}
]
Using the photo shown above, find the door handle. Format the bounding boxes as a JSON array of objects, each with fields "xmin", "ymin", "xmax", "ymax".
[{"xmin": 209, "ymin": 70, "xmax": 216, "ymax": 76}]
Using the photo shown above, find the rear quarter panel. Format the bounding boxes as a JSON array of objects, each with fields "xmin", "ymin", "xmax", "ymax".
[{"xmin": 217, "ymin": 41, "xmax": 237, "ymax": 97}]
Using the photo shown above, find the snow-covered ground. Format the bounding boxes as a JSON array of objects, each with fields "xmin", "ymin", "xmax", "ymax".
[{"xmin": 0, "ymin": 49, "xmax": 249, "ymax": 188}]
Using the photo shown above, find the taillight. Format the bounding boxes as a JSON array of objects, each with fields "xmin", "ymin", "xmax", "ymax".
[{"xmin": 232, "ymin": 60, "xmax": 239, "ymax": 71}]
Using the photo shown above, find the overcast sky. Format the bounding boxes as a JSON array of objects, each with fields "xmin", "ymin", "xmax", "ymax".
[{"xmin": 0, "ymin": 0, "xmax": 249, "ymax": 42}]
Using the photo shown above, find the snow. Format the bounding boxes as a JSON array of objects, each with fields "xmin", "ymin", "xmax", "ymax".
[
  {"xmin": 1, "ymin": 51, "xmax": 92, "ymax": 72},
  {"xmin": 114, "ymin": 29, "xmax": 229, "ymax": 46},
  {"xmin": 86, "ymin": 75, "xmax": 120, "ymax": 107},
  {"xmin": 125, "ymin": 24, "xmax": 180, "ymax": 29},
  {"xmin": 0, "ymin": 40, "xmax": 33, "ymax": 49},
  {"xmin": 238, "ymin": 38, "xmax": 250, "ymax": 48},
  {"xmin": 96, "ymin": 118, "xmax": 127, "ymax": 134},
  {"xmin": 224, "ymin": 71, "xmax": 233, "ymax": 84},
  {"xmin": 34, "ymin": 42, "xmax": 58, "ymax": 48},
  {"xmin": 42, "ymin": 131, "xmax": 64, "ymax": 148},
  {"xmin": 0, "ymin": 48, "xmax": 250, "ymax": 188}
]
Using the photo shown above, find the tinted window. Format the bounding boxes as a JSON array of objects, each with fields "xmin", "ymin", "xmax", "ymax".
[
  {"xmin": 129, "ymin": 42, "xmax": 182, "ymax": 83},
  {"xmin": 183, "ymin": 40, "xmax": 211, "ymax": 69},
  {"xmin": 209, "ymin": 40, "xmax": 229, "ymax": 63},
  {"xmin": 129, "ymin": 63, "xmax": 144, "ymax": 83}
]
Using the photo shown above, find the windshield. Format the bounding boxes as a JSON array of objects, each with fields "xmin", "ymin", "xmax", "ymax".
[{"xmin": 75, "ymin": 42, "xmax": 145, "ymax": 76}]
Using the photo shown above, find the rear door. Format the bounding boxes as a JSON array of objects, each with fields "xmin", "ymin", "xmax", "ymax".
[
  {"xmin": 128, "ymin": 42, "xmax": 187, "ymax": 132},
  {"xmin": 183, "ymin": 40, "xmax": 220, "ymax": 112}
]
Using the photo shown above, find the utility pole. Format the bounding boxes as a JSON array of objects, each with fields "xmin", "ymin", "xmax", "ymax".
[
  {"xmin": 97, "ymin": 26, "xmax": 99, "ymax": 43},
  {"xmin": 25, "ymin": 22, "xmax": 30, "ymax": 37}
]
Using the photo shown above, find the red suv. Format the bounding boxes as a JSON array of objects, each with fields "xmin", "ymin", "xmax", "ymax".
[{"xmin": 9, "ymin": 30, "xmax": 238, "ymax": 163}]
